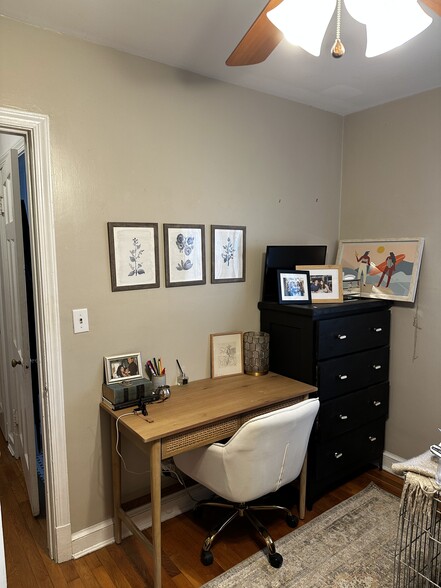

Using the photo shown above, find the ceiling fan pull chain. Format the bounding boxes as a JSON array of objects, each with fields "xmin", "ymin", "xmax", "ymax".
[{"xmin": 331, "ymin": 0, "xmax": 346, "ymax": 58}]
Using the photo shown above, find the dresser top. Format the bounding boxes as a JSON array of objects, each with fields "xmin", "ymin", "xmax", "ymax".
[{"xmin": 258, "ymin": 297, "xmax": 392, "ymax": 319}]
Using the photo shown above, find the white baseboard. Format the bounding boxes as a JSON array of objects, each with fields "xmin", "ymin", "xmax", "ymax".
[
  {"xmin": 382, "ymin": 450, "xmax": 404, "ymax": 475},
  {"xmin": 71, "ymin": 484, "xmax": 211, "ymax": 559},
  {"xmin": 72, "ymin": 451, "xmax": 406, "ymax": 559}
]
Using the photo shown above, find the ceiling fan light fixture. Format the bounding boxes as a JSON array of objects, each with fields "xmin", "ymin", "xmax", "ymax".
[
  {"xmin": 344, "ymin": 0, "xmax": 433, "ymax": 57},
  {"xmin": 267, "ymin": 0, "xmax": 337, "ymax": 56}
]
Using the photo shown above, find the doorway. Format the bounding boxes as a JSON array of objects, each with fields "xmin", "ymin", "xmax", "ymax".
[
  {"xmin": 0, "ymin": 134, "xmax": 44, "ymax": 516},
  {"xmin": 0, "ymin": 108, "xmax": 71, "ymax": 563}
]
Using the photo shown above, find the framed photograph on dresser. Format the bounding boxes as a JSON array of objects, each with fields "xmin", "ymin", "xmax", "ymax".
[
  {"xmin": 296, "ymin": 265, "xmax": 343, "ymax": 303},
  {"xmin": 277, "ymin": 270, "xmax": 311, "ymax": 304}
]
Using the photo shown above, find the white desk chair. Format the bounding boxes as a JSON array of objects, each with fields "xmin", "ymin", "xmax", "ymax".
[{"xmin": 174, "ymin": 397, "xmax": 319, "ymax": 568}]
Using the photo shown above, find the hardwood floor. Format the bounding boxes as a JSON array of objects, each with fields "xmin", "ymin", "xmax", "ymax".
[{"xmin": 1, "ymin": 429, "xmax": 403, "ymax": 587}]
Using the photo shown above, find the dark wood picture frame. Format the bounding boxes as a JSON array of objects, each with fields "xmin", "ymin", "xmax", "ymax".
[
  {"xmin": 164, "ymin": 224, "xmax": 206, "ymax": 287},
  {"xmin": 211, "ymin": 225, "xmax": 246, "ymax": 283}
]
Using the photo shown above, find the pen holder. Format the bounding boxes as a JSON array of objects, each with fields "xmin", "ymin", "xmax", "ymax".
[
  {"xmin": 243, "ymin": 331, "xmax": 270, "ymax": 376},
  {"xmin": 177, "ymin": 373, "xmax": 188, "ymax": 386},
  {"xmin": 152, "ymin": 374, "xmax": 166, "ymax": 388}
]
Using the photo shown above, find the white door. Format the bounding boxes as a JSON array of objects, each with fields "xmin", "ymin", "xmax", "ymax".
[{"xmin": 1, "ymin": 149, "xmax": 39, "ymax": 515}]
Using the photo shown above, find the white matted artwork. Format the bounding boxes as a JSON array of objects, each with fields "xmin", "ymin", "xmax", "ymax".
[
  {"xmin": 210, "ymin": 332, "xmax": 244, "ymax": 378},
  {"xmin": 108, "ymin": 222, "xmax": 159, "ymax": 291},
  {"xmin": 164, "ymin": 224, "xmax": 206, "ymax": 287},
  {"xmin": 211, "ymin": 225, "xmax": 246, "ymax": 283}
]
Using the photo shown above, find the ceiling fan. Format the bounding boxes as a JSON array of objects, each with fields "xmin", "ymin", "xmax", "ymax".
[{"xmin": 226, "ymin": 0, "xmax": 441, "ymax": 65}]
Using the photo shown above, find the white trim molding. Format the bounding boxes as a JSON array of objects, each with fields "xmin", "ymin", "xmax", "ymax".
[
  {"xmin": 71, "ymin": 484, "xmax": 211, "ymax": 559},
  {"xmin": 0, "ymin": 107, "xmax": 71, "ymax": 562}
]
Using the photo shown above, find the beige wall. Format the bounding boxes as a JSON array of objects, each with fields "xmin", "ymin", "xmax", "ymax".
[
  {"xmin": 341, "ymin": 88, "xmax": 441, "ymax": 459},
  {"xmin": 0, "ymin": 17, "xmax": 343, "ymax": 533}
]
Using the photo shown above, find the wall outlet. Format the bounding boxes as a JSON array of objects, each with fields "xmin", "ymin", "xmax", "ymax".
[{"xmin": 72, "ymin": 308, "xmax": 89, "ymax": 333}]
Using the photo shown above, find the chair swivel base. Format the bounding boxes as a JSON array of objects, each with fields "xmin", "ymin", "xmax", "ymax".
[{"xmin": 194, "ymin": 499, "xmax": 299, "ymax": 568}]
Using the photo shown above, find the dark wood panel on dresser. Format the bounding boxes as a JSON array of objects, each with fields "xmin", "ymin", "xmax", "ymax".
[{"xmin": 258, "ymin": 298, "xmax": 392, "ymax": 508}]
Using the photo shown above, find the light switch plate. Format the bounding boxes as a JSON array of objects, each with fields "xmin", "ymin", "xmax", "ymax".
[{"xmin": 72, "ymin": 308, "xmax": 89, "ymax": 333}]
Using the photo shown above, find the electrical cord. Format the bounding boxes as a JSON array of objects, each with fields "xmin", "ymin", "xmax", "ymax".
[{"xmin": 115, "ymin": 413, "xmax": 150, "ymax": 475}]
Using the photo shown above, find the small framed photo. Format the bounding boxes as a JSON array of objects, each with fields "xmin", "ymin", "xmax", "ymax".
[
  {"xmin": 210, "ymin": 332, "xmax": 243, "ymax": 379},
  {"xmin": 107, "ymin": 222, "xmax": 159, "ymax": 292},
  {"xmin": 277, "ymin": 270, "xmax": 311, "ymax": 304},
  {"xmin": 297, "ymin": 265, "xmax": 343, "ymax": 303},
  {"xmin": 164, "ymin": 224, "xmax": 206, "ymax": 287},
  {"xmin": 336, "ymin": 237, "xmax": 424, "ymax": 303},
  {"xmin": 104, "ymin": 353, "xmax": 142, "ymax": 384},
  {"xmin": 211, "ymin": 225, "xmax": 246, "ymax": 283}
]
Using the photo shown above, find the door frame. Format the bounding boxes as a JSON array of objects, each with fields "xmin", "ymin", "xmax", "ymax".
[{"xmin": 0, "ymin": 107, "xmax": 71, "ymax": 562}]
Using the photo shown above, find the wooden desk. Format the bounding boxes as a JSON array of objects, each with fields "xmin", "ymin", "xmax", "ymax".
[{"xmin": 101, "ymin": 372, "xmax": 316, "ymax": 588}]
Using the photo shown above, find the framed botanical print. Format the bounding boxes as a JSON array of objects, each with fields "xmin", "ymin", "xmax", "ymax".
[
  {"xmin": 210, "ymin": 332, "xmax": 244, "ymax": 378},
  {"xmin": 211, "ymin": 225, "xmax": 246, "ymax": 283},
  {"xmin": 164, "ymin": 224, "xmax": 206, "ymax": 287},
  {"xmin": 107, "ymin": 222, "xmax": 159, "ymax": 292}
]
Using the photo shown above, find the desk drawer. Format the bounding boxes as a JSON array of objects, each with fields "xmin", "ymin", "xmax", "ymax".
[
  {"xmin": 318, "ymin": 346, "xmax": 389, "ymax": 401},
  {"xmin": 317, "ymin": 310, "xmax": 390, "ymax": 360},
  {"xmin": 318, "ymin": 382, "xmax": 389, "ymax": 439}
]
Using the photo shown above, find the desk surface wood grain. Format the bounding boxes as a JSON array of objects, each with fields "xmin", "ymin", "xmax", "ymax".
[{"xmin": 101, "ymin": 372, "xmax": 316, "ymax": 443}]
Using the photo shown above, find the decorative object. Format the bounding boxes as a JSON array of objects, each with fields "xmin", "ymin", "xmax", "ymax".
[
  {"xmin": 243, "ymin": 331, "xmax": 270, "ymax": 376},
  {"xmin": 202, "ymin": 483, "xmax": 399, "ymax": 588},
  {"xmin": 211, "ymin": 225, "xmax": 246, "ymax": 283},
  {"xmin": 104, "ymin": 353, "xmax": 142, "ymax": 384},
  {"xmin": 296, "ymin": 265, "xmax": 343, "ymax": 303},
  {"xmin": 277, "ymin": 270, "xmax": 311, "ymax": 304},
  {"xmin": 107, "ymin": 222, "xmax": 159, "ymax": 292},
  {"xmin": 336, "ymin": 237, "xmax": 425, "ymax": 303},
  {"xmin": 164, "ymin": 224, "xmax": 206, "ymax": 287},
  {"xmin": 210, "ymin": 332, "xmax": 243, "ymax": 379}
]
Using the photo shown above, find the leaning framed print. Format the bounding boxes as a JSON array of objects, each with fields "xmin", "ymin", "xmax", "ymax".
[
  {"xmin": 210, "ymin": 332, "xmax": 243, "ymax": 378},
  {"xmin": 211, "ymin": 225, "xmax": 246, "ymax": 283},
  {"xmin": 336, "ymin": 238, "xmax": 424, "ymax": 302},
  {"xmin": 107, "ymin": 222, "xmax": 159, "ymax": 292},
  {"xmin": 296, "ymin": 265, "xmax": 343, "ymax": 303},
  {"xmin": 277, "ymin": 269, "xmax": 311, "ymax": 304},
  {"xmin": 164, "ymin": 224, "xmax": 206, "ymax": 287},
  {"xmin": 104, "ymin": 353, "xmax": 142, "ymax": 384}
]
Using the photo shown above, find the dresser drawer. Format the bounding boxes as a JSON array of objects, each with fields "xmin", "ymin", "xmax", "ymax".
[
  {"xmin": 317, "ymin": 310, "xmax": 390, "ymax": 360},
  {"xmin": 314, "ymin": 419, "xmax": 386, "ymax": 481},
  {"xmin": 318, "ymin": 382, "xmax": 389, "ymax": 440},
  {"xmin": 318, "ymin": 346, "xmax": 389, "ymax": 401}
]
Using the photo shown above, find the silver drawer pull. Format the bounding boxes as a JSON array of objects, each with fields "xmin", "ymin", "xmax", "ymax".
[
  {"xmin": 373, "ymin": 400, "xmax": 381, "ymax": 407},
  {"xmin": 369, "ymin": 436, "xmax": 377, "ymax": 442},
  {"xmin": 338, "ymin": 374, "xmax": 348, "ymax": 380},
  {"xmin": 337, "ymin": 334, "xmax": 347, "ymax": 340},
  {"xmin": 334, "ymin": 452, "xmax": 343, "ymax": 459},
  {"xmin": 373, "ymin": 327, "xmax": 383, "ymax": 333},
  {"xmin": 339, "ymin": 414, "xmax": 348, "ymax": 420},
  {"xmin": 372, "ymin": 364, "xmax": 382, "ymax": 370}
]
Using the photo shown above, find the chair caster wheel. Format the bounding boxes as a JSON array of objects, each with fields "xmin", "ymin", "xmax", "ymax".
[
  {"xmin": 269, "ymin": 552, "xmax": 283, "ymax": 568},
  {"xmin": 201, "ymin": 550, "xmax": 214, "ymax": 566},
  {"xmin": 286, "ymin": 514, "xmax": 299, "ymax": 528}
]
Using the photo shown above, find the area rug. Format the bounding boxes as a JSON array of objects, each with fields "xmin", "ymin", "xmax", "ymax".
[{"xmin": 202, "ymin": 483, "xmax": 400, "ymax": 587}]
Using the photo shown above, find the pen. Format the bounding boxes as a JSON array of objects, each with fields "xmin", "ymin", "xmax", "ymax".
[
  {"xmin": 176, "ymin": 359, "xmax": 184, "ymax": 375},
  {"xmin": 147, "ymin": 360, "xmax": 157, "ymax": 377}
]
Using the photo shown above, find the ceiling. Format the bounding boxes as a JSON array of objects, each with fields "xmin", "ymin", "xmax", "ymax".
[{"xmin": 1, "ymin": 0, "xmax": 440, "ymax": 115}]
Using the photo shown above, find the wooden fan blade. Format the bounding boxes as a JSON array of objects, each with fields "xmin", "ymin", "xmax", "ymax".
[
  {"xmin": 421, "ymin": 0, "xmax": 441, "ymax": 16},
  {"xmin": 226, "ymin": 0, "xmax": 285, "ymax": 66}
]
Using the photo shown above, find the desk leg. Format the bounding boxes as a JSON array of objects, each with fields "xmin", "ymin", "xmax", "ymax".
[
  {"xmin": 299, "ymin": 454, "xmax": 307, "ymax": 520},
  {"xmin": 110, "ymin": 420, "xmax": 122, "ymax": 543},
  {"xmin": 150, "ymin": 440, "xmax": 162, "ymax": 588}
]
